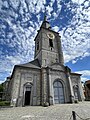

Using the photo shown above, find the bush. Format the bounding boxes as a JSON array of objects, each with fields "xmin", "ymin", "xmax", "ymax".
[
  {"xmin": 0, "ymin": 101, "xmax": 10, "ymax": 106},
  {"xmin": 0, "ymin": 84, "xmax": 3, "ymax": 92}
]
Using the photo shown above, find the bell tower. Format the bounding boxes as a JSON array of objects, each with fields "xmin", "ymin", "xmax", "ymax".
[{"xmin": 34, "ymin": 16, "xmax": 64, "ymax": 67}]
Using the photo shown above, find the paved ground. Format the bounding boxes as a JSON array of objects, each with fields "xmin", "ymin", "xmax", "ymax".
[{"xmin": 0, "ymin": 101, "xmax": 90, "ymax": 120}]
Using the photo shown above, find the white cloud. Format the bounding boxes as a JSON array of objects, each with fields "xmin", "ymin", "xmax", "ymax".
[
  {"xmin": 0, "ymin": 0, "xmax": 3, "ymax": 11},
  {"xmin": 63, "ymin": 53, "xmax": 73, "ymax": 63},
  {"xmin": 56, "ymin": 0, "xmax": 62, "ymax": 11},
  {"xmin": 25, "ymin": 0, "xmax": 46, "ymax": 14},
  {"xmin": 75, "ymin": 70, "xmax": 90, "ymax": 82},
  {"xmin": 49, "ymin": 0, "xmax": 55, "ymax": 7},
  {"xmin": 60, "ymin": 1, "xmax": 90, "ymax": 63},
  {"xmin": 71, "ymin": 0, "xmax": 85, "ymax": 4},
  {"xmin": 75, "ymin": 70, "xmax": 90, "ymax": 77},
  {"xmin": 52, "ymin": 26, "xmax": 59, "ymax": 32},
  {"xmin": 10, "ymin": 0, "xmax": 20, "ymax": 9},
  {"xmin": 46, "ymin": 5, "xmax": 53, "ymax": 17},
  {"xmin": 3, "ymin": 1, "xmax": 9, "ymax": 8},
  {"xmin": 6, "ymin": 56, "xmax": 21, "ymax": 65},
  {"xmin": 0, "ymin": 80, "xmax": 5, "ymax": 84},
  {"xmin": 72, "ymin": 60, "xmax": 77, "ymax": 64},
  {"xmin": 81, "ymin": 77, "xmax": 88, "ymax": 83}
]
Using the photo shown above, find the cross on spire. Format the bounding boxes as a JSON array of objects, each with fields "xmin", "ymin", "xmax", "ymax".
[
  {"xmin": 43, "ymin": 7, "xmax": 47, "ymax": 21},
  {"xmin": 41, "ymin": 7, "xmax": 51, "ymax": 29}
]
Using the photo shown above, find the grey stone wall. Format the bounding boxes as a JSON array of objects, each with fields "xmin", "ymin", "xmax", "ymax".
[
  {"xmin": 11, "ymin": 67, "xmax": 41, "ymax": 106},
  {"xmin": 50, "ymin": 69, "xmax": 70, "ymax": 104},
  {"xmin": 10, "ymin": 69, "xmax": 21, "ymax": 106},
  {"xmin": 40, "ymin": 65, "xmax": 72, "ymax": 105},
  {"xmin": 70, "ymin": 74, "xmax": 85, "ymax": 101}
]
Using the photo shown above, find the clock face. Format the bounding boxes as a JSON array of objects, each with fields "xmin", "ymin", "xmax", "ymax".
[{"xmin": 47, "ymin": 32, "xmax": 55, "ymax": 39}]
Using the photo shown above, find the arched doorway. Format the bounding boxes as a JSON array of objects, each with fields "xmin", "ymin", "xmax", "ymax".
[
  {"xmin": 24, "ymin": 83, "xmax": 32, "ymax": 106},
  {"xmin": 53, "ymin": 80, "xmax": 64, "ymax": 104}
]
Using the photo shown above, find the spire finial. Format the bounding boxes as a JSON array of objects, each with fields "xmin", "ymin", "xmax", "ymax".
[
  {"xmin": 43, "ymin": 7, "xmax": 47, "ymax": 21},
  {"xmin": 41, "ymin": 7, "xmax": 51, "ymax": 29}
]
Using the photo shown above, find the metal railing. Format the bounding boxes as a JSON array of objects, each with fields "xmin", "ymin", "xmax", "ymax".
[{"xmin": 69, "ymin": 111, "xmax": 90, "ymax": 120}]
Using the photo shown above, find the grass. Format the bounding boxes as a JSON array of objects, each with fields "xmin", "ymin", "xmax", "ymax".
[{"xmin": 0, "ymin": 101, "xmax": 10, "ymax": 106}]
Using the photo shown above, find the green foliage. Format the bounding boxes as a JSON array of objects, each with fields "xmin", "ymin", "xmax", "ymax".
[
  {"xmin": 0, "ymin": 101, "xmax": 10, "ymax": 106},
  {"xmin": 0, "ymin": 84, "xmax": 3, "ymax": 92}
]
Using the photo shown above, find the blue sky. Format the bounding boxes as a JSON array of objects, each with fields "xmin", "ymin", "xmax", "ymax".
[{"xmin": 0, "ymin": 0, "xmax": 90, "ymax": 83}]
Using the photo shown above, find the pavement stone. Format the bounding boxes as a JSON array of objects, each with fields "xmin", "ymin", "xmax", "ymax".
[{"xmin": 0, "ymin": 101, "xmax": 90, "ymax": 120}]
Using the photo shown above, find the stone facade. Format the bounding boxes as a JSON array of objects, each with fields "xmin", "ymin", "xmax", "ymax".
[
  {"xmin": 84, "ymin": 80, "xmax": 90, "ymax": 100},
  {"xmin": 6, "ymin": 16, "xmax": 84, "ymax": 107}
]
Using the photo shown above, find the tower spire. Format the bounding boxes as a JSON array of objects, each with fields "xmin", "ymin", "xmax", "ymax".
[
  {"xmin": 43, "ymin": 7, "xmax": 47, "ymax": 21},
  {"xmin": 43, "ymin": 15, "xmax": 47, "ymax": 21},
  {"xmin": 41, "ymin": 8, "xmax": 51, "ymax": 29}
]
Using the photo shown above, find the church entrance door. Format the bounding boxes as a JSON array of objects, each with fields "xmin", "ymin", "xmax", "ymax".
[
  {"xmin": 24, "ymin": 85, "xmax": 31, "ymax": 106},
  {"xmin": 53, "ymin": 80, "xmax": 64, "ymax": 104},
  {"xmin": 25, "ymin": 91, "xmax": 31, "ymax": 105}
]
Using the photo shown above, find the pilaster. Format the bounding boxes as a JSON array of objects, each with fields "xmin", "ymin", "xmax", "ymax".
[
  {"xmin": 46, "ymin": 67, "xmax": 53, "ymax": 105},
  {"xmin": 78, "ymin": 79, "xmax": 85, "ymax": 101},
  {"xmin": 41, "ymin": 67, "xmax": 48, "ymax": 105},
  {"xmin": 11, "ymin": 70, "xmax": 21, "ymax": 106},
  {"xmin": 66, "ymin": 67, "xmax": 74, "ymax": 103}
]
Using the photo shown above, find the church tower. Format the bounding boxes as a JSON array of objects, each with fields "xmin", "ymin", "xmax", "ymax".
[{"xmin": 34, "ymin": 15, "xmax": 64, "ymax": 67}]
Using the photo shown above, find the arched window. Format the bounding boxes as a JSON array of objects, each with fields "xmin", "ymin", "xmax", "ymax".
[
  {"xmin": 53, "ymin": 80, "xmax": 64, "ymax": 104},
  {"xmin": 49, "ymin": 39, "xmax": 53, "ymax": 47}
]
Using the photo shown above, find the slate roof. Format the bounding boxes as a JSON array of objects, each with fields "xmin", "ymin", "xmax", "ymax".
[
  {"xmin": 15, "ymin": 59, "xmax": 41, "ymax": 69},
  {"xmin": 70, "ymin": 72, "xmax": 82, "ymax": 76}
]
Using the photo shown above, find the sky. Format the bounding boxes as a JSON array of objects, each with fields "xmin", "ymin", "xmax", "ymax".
[{"xmin": 0, "ymin": 0, "xmax": 90, "ymax": 84}]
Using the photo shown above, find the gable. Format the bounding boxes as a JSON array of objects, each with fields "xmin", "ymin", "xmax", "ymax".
[
  {"xmin": 50, "ymin": 63, "xmax": 65, "ymax": 71},
  {"xmin": 16, "ymin": 59, "xmax": 41, "ymax": 69}
]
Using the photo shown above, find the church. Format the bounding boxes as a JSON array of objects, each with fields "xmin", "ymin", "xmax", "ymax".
[{"xmin": 6, "ymin": 16, "xmax": 84, "ymax": 106}]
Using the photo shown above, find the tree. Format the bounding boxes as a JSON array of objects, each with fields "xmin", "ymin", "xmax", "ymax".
[{"xmin": 0, "ymin": 84, "xmax": 3, "ymax": 92}]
